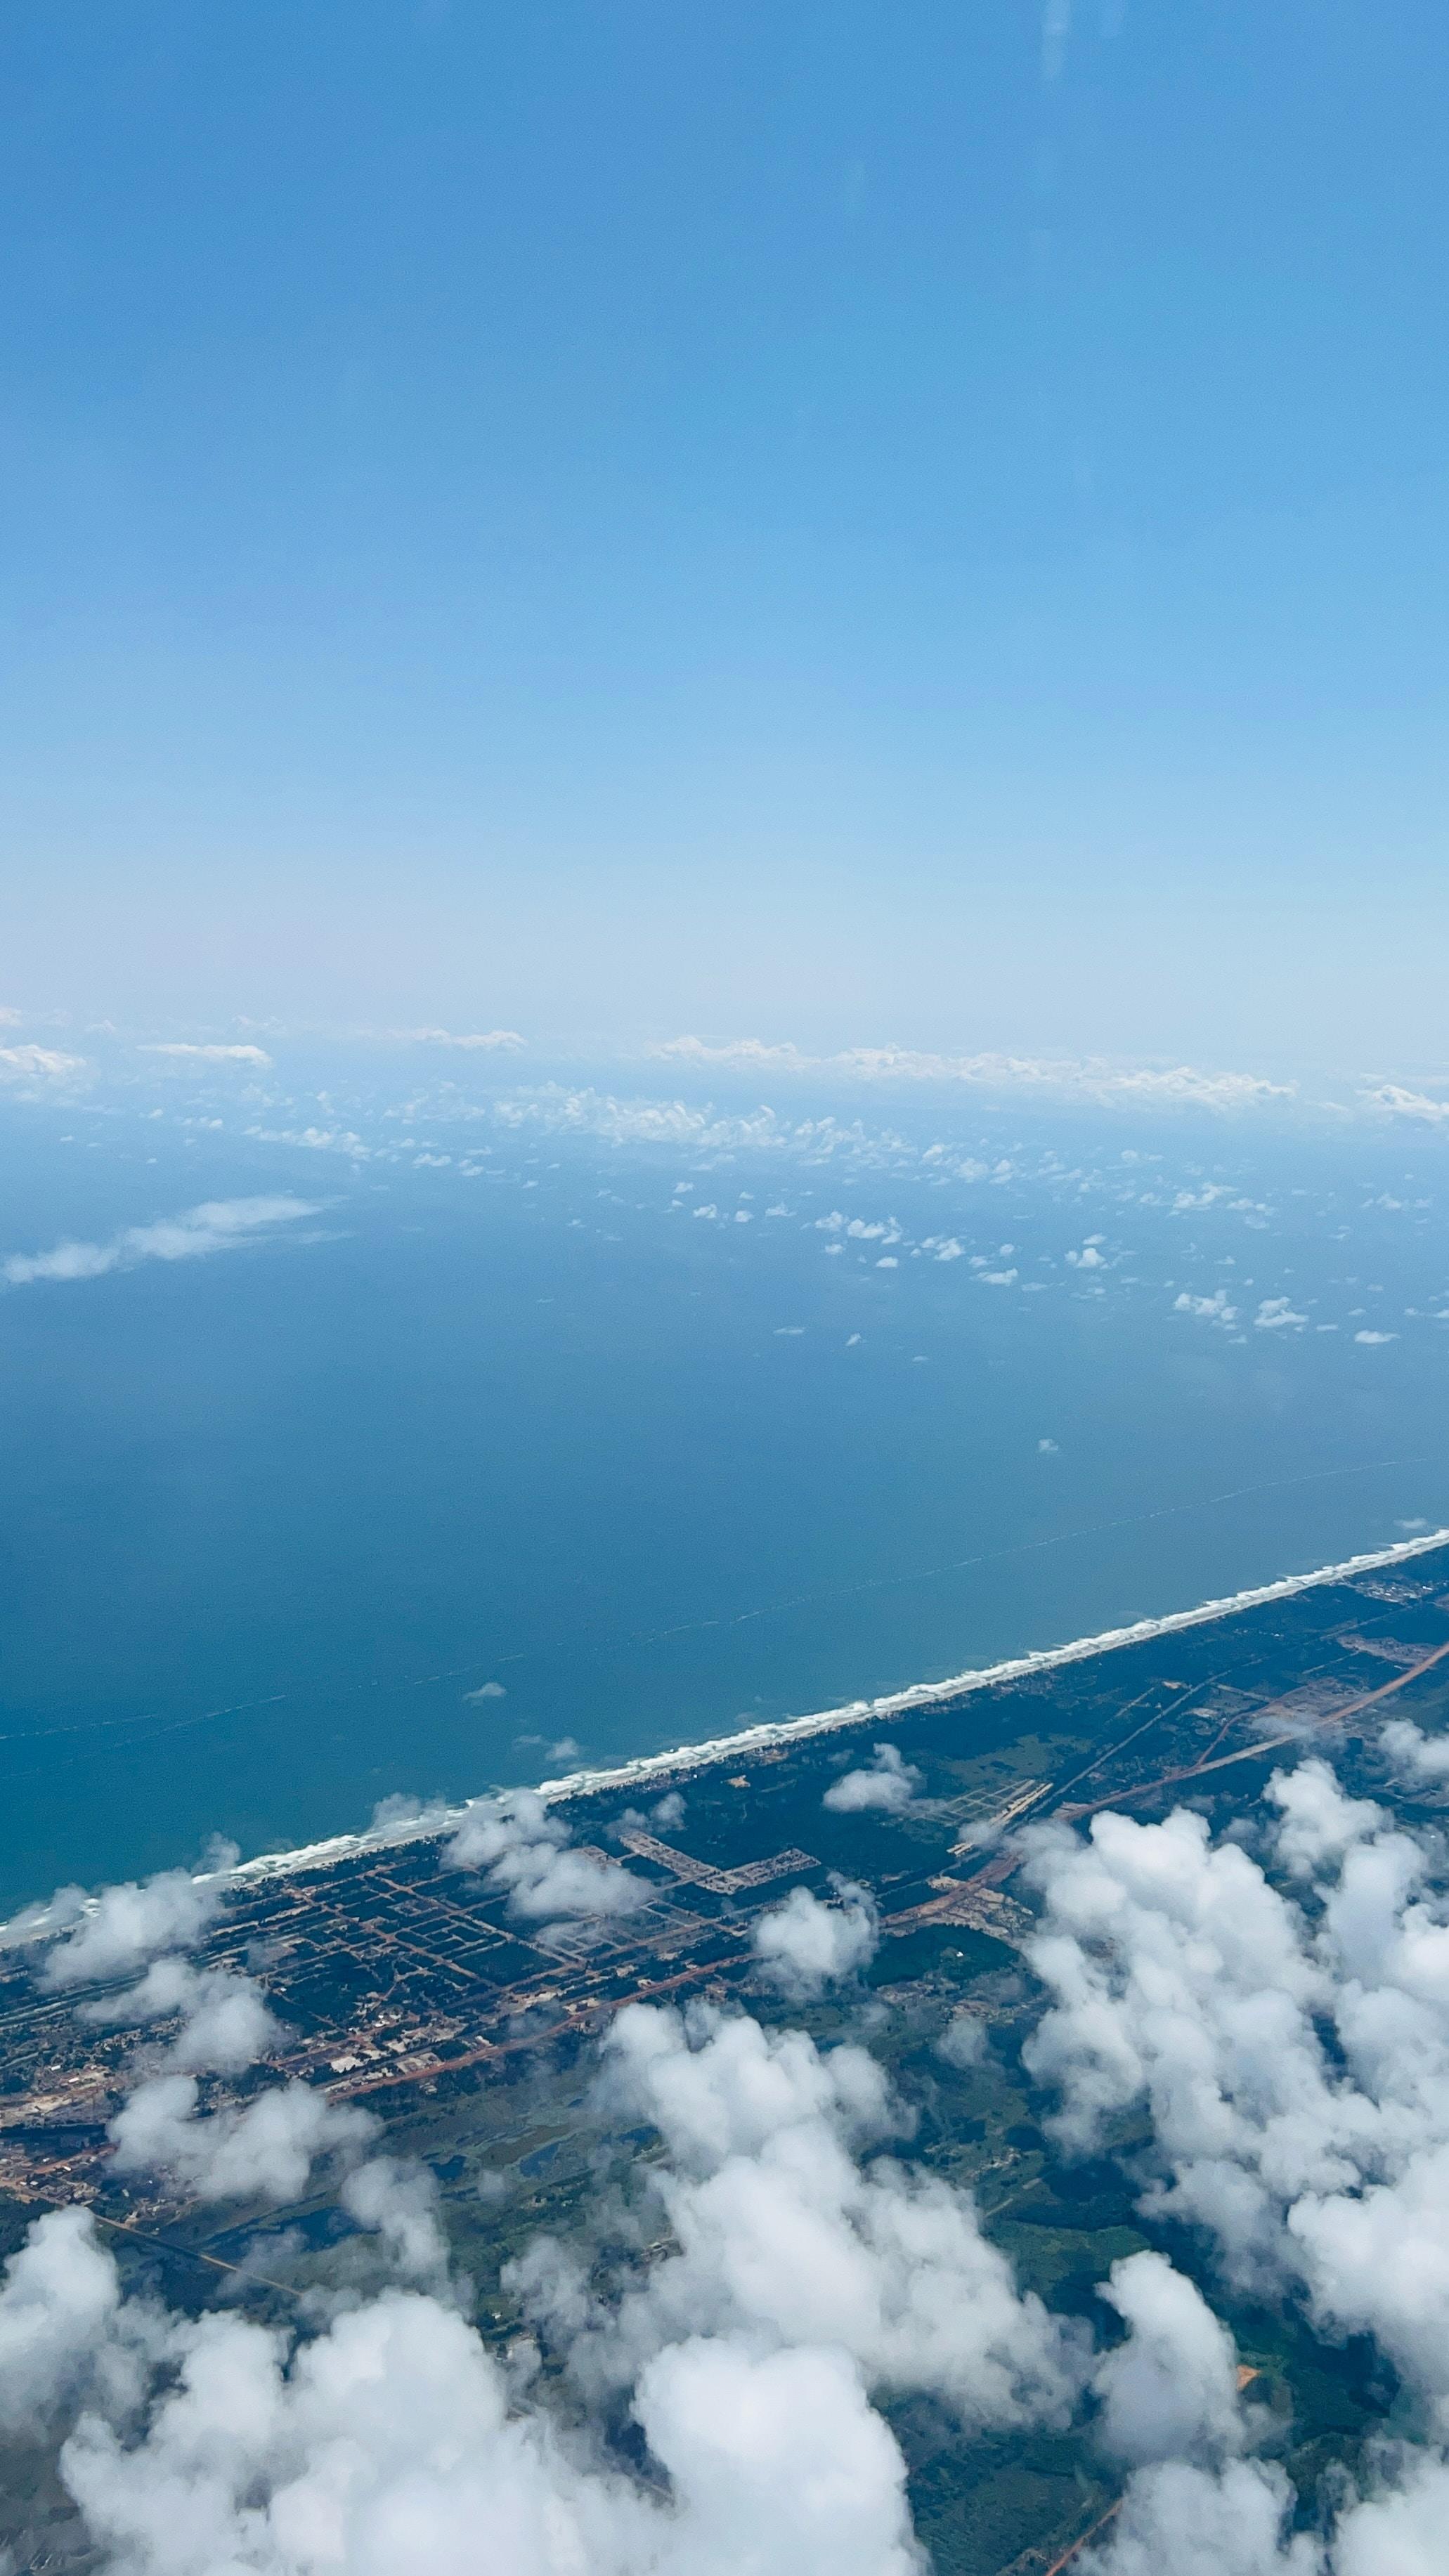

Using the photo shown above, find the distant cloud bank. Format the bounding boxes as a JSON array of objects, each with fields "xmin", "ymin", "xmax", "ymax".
[
  {"xmin": 649, "ymin": 1039, "xmax": 1297, "ymax": 1112},
  {"xmin": 9, "ymin": 1001, "xmax": 1449, "ymax": 1131}
]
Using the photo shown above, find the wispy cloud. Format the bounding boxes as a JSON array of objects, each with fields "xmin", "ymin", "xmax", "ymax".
[
  {"xmin": 3, "ymin": 1196, "xmax": 320, "ymax": 1287},
  {"xmin": 1040, "ymin": 0, "xmax": 1072, "ymax": 83},
  {"xmin": 141, "ymin": 1043, "xmax": 273, "ymax": 1069}
]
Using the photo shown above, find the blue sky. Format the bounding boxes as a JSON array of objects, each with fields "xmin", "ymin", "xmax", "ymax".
[{"xmin": 4, "ymin": 1, "xmax": 1447, "ymax": 1060}]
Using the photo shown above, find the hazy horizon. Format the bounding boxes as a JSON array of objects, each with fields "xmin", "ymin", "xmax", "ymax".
[{"xmin": 5, "ymin": 2, "xmax": 1448, "ymax": 1062}]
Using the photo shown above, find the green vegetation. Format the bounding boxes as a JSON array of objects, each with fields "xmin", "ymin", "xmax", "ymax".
[{"xmin": 6, "ymin": 1547, "xmax": 1449, "ymax": 2570}]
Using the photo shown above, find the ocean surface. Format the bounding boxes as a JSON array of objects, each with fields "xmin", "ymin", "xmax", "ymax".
[{"xmin": 3, "ymin": 1061, "xmax": 1448, "ymax": 1911}]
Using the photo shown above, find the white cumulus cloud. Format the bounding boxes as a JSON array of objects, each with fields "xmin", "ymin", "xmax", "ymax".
[
  {"xmin": 1253, "ymin": 1296, "xmax": 1307, "ymax": 1331},
  {"xmin": 1380, "ymin": 1719, "xmax": 1449, "ymax": 1784},
  {"xmin": 1022, "ymin": 1760, "xmax": 1449, "ymax": 2429},
  {"xmin": 39, "ymin": 1866, "xmax": 226, "ymax": 1990},
  {"xmin": 824, "ymin": 1745, "xmax": 922, "ymax": 1816},
  {"xmin": 11, "ymin": 1822, "xmax": 1449, "ymax": 2576},
  {"xmin": 751, "ymin": 1883, "xmax": 878, "ymax": 1998},
  {"xmin": 446, "ymin": 1790, "xmax": 652, "ymax": 1923},
  {"xmin": 522, "ymin": 2000, "xmax": 1085, "ymax": 2435},
  {"xmin": 1174, "ymin": 1287, "xmax": 1238, "ymax": 1327}
]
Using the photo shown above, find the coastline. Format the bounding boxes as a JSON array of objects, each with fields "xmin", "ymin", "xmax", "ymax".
[
  {"xmin": 222, "ymin": 1523, "xmax": 1449, "ymax": 1887},
  {"xmin": 8, "ymin": 1525, "xmax": 1446, "ymax": 1941}
]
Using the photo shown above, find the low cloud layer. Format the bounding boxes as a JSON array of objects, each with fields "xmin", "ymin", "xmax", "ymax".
[
  {"xmin": 39, "ymin": 1868, "xmax": 226, "ymax": 1989},
  {"xmin": 447, "ymin": 1789, "xmax": 653, "ymax": 1923},
  {"xmin": 824, "ymin": 1745, "xmax": 922, "ymax": 1815},
  {"xmin": 517, "ymin": 2001, "xmax": 1084, "ymax": 2437},
  {"xmin": 108, "ymin": 2067, "xmax": 375, "ymax": 2204},
  {"xmin": 79, "ymin": 1957, "xmax": 276, "ymax": 2074},
  {"xmin": 0, "ymin": 1965, "xmax": 1083, "ymax": 2576},
  {"xmin": 1023, "ymin": 1755, "xmax": 1449, "ymax": 2430},
  {"xmin": 751, "ymin": 1881, "xmax": 878, "ymax": 1996},
  {"xmin": 13, "ymin": 1761, "xmax": 1449, "ymax": 2573},
  {"xmin": 1381, "ymin": 1718, "xmax": 1449, "ymax": 1783}
]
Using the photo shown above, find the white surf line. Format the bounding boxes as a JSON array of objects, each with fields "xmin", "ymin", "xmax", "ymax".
[
  {"xmin": 215, "ymin": 1524, "xmax": 1449, "ymax": 1892},
  {"xmin": 7, "ymin": 1526, "xmax": 1447, "ymax": 1940}
]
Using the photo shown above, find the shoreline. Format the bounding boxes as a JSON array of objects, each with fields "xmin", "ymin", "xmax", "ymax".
[
  {"xmin": 219, "ymin": 1523, "xmax": 1449, "ymax": 1889},
  {"xmin": 7, "ymin": 1525, "xmax": 1446, "ymax": 1941}
]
